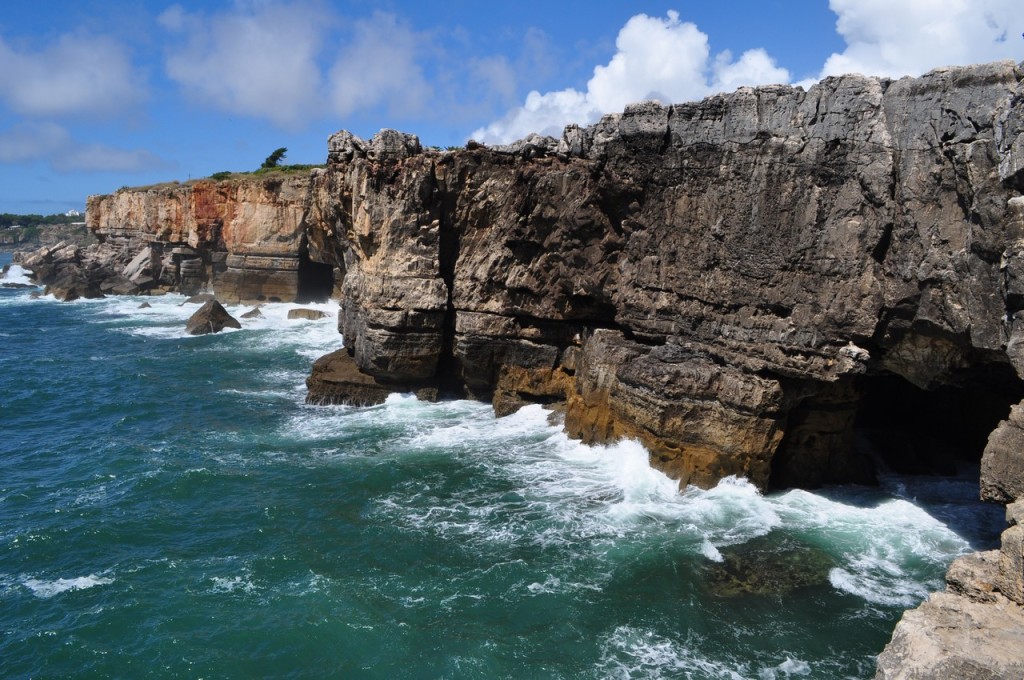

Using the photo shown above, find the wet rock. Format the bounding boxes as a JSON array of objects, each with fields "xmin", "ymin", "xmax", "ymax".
[
  {"xmin": 287, "ymin": 308, "xmax": 326, "ymax": 320},
  {"xmin": 240, "ymin": 306, "xmax": 263, "ymax": 319},
  {"xmin": 305, "ymin": 349, "xmax": 398, "ymax": 406},
  {"xmin": 701, "ymin": 534, "xmax": 834, "ymax": 597},
  {"xmin": 184, "ymin": 300, "xmax": 241, "ymax": 335}
]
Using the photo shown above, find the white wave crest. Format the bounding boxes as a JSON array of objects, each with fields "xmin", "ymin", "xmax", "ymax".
[{"xmin": 22, "ymin": 574, "xmax": 114, "ymax": 598}]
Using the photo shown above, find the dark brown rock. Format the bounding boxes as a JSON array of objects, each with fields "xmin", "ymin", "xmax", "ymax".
[
  {"xmin": 185, "ymin": 300, "xmax": 241, "ymax": 335},
  {"xmin": 305, "ymin": 349, "xmax": 397, "ymax": 406}
]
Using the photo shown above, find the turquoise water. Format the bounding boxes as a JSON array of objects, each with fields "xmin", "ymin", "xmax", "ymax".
[{"xmin": 0, "ymin": 253, "xmax": 1005, "ymax": 679}]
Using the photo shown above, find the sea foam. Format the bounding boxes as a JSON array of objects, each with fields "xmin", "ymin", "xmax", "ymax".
[{"xmin": 22, "ymin": 574, "xmax": 114, "ymax": 598}]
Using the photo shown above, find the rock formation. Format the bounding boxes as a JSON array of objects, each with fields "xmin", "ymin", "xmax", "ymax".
[
  {"xmin": 185, "ymin": 299, "xmax": 241, "ymax": 335},
  {"xmin": 16, "ymin": 58, "xmax": 1024, "ymax": 675},
  {"xmin": 18, "ymin": 174, "xmax": 337, "ymax": 303},
  {"xmin": 306, "ymin": 60, "xmax": 1024, "ymax": 491}
]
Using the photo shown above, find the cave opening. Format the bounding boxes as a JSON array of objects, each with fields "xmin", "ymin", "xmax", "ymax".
[
  {"xmin": 769, "ymin": 361, "xmax": 1024, "ymax": 489},
  {"xmin": 296, "ymin": 245, "xmax": 335, "ymax": 303},
  {"xmin": 852, "ymin": 364, "xmax": 1023, "ymax": 476}
]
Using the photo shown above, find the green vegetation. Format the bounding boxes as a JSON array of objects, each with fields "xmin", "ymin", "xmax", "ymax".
[
  {"xmin": 0, "ymin": 212, "xmax": 81, "ymax": 229},
  {"xmin": 261, "ymin": 147, "xmax": 288, "ymax": 169}
]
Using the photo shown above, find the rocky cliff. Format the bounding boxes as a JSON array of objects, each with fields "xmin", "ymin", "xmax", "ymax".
[
  {"xmin": 17, "ymin": 58, "xmax": 1024, "ymax": 675},
  {"xmin": 307, "ymin": 61, "xmax": 1024, "ymax": 490},
  {"xmin": 300, "ymin": 61, "xmax": 1024, "ymax": 675},
  {"xmin": 19, "ymin": 174, "xmax": 335, "ymax": 302}
]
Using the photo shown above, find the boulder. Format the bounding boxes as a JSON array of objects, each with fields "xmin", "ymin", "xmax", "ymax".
[
  {"xmin": 287, "ymin": 308, "xmax": 326, "ymax": 320},
  {"xmin": 185, "ymin": 300, "xmax": 241, "ymax": 335},
  {"xmin": 240, "ymin": 306, "xmax": 263, "ymax": 319}
]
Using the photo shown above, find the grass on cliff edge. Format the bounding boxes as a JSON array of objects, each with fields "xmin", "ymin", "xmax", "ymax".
[{"xmin": 113, "ymin": 165, "xmax": 326, "ymax": 193}]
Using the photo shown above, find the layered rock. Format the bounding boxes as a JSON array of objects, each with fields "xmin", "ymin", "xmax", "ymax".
[
  {"xmin": 18, "ymin": 174, "xmax": 332, "ymax": 303},
  {"xmin": 307, "ymin": 61, "xmax": 1024, "ymax": 490},
  {"xmin": 85, "ymin": 175, "xmax": 316, "ymax": 301}
]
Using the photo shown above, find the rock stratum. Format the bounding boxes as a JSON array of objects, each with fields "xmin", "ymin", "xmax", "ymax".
[
  {"xmin": 17, "ymin": 174, "xmax": 336, "ymax": 303},
  {"xmin": 16, "ymin": 59, "xmax": 1024, "ymax": 675}
]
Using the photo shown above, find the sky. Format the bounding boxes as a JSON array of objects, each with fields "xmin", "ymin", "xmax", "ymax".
[{"xmin": 0, "ymin": 1, "xmax": 1021, "ymax": 214}]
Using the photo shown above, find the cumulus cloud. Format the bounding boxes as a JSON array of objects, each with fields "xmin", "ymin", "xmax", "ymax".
[
  {"xmin": 819, "ymin": 0, "xmax": 1024, "ymax": 79},
  {"xmin": 160, "ymin": 1, "xmax": 330, "ymax": 127},
  {"xmin": 0, "ymin": 33, "xmax": 145, "ymax": 118},
  {"xmin": 472, "ymin": 11, "xmax": 789, "ymax": 144},
  {"xmin": 327, "ymin": 12, "xmax": 431, "ymax": 118},
  {"xmin": 0, "ymin": 122, "xmax": 166, "ymax": 173}
]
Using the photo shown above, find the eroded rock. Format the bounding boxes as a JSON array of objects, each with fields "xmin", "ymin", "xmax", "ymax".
[{"xmin": 185, "ymin": 300, "xmax": 241, "ymax": 335}]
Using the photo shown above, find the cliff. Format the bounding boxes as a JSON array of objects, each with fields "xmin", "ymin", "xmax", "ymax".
[
  {"xmin": 299, "ymin": 62, "xmax": 1024, "ymax": 675},
  {"xmin": 17, "ymin": 59, "xmax": 1024, "ymax": 675},
  {"xmin": 19, "ymin": 174, "xmax": 335, "ymax": 302},
  {"xmin": 307, "ymin": 61, "xmax": 1024, "ymax": 490}
]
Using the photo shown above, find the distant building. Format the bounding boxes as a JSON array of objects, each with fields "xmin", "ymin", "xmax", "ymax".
[{"xmin": 65, "ymin": 209, "xmax": 81, "ymax": 217}]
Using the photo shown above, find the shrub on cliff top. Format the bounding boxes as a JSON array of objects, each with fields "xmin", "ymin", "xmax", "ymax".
[{"xmin": 261, "ymin": 147, "xmax": 287, "ymax": 169}]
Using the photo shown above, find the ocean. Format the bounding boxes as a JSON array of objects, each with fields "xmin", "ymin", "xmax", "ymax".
[{"xmin": 0, "ymin": 251, "xmax": 1006, "ymax": 679}]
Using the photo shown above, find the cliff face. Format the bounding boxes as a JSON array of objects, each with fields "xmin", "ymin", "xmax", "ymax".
[
  {"xmin": 308, "ymin": 61, "xmax": 1024, "ymax": 490},
  {"xmin": 18, "ymin": 174, "xmax": 327, "ymax": 302},
  {"xmin": 84, "ymin": 175, "xmax": 322, "ymax": 301}
]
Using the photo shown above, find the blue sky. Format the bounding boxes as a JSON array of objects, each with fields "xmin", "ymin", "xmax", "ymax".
[{"xmin": 0, "ymin": 0, "xmax": 1021, "ymax": 214}]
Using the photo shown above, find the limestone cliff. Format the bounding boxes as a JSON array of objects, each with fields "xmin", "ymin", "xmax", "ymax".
[
  {"xmin": 21, "ymin": 174, "xmax": 335, "ymax": 302},
  {"xmin": 307, "ymin": 61, "xmax": 1024, "ymax": 490}
]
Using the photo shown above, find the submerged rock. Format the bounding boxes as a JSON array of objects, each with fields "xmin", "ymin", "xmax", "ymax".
[
  {"xmin": 701, "ymin": 534, "xmax": 834, "ymax": 597},
  {"xmin": 240, "ymin": 306, "xmax": 263, "ymax": 319},
  {"xmin": 287, "ymin": 308, "xmax": 326, "ymax": 320},
  {"xmin": 185, "ymin": 300, "xmax": 241, "ymax": 335}
]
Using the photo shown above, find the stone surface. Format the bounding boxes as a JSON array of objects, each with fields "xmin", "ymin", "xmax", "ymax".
[
  {"xmin": 20, "ymin": 174, "xmax": 319, "ymax": 302},
  {"xmin": 287, "ymin": 308, "xmax": 327, "ymax": 320},
  {"xmin": 184, "ymin": 300, "xmax": 241, "ymax": 335},
  {"xmin": 982, "ymin": 402, "xmax": 1024, "ymax": 503},
  {"xmin": 307, "ymin": 61, "xmax": 1024, "ymax": 491},
  {"xmin": 874, "ymin": 592, "xmax": 1024, "ymax": 679}
]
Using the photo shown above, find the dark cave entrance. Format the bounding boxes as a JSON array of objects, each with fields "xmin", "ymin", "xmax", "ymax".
[
  {"xmin": 770, "ymin": 361, "xmax": 1024, "ymax": 489},
  {"xmin": 852, "ymin": 364, "xmax": 1024, "ymax": 476},
  {"xmin": 296, "ymin": 244, "xmax": 335, "ymax": 303}
]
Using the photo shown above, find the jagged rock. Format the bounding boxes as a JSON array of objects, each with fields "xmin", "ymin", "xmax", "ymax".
[
  {"xmin": 982, "ymin": 402, "xmax": 1024, "ymax": 503},
  {"xmin": 327, "ymin": 130, "xmax": 366, "ymax": 164},
  {"xmin": 287, "ymin": 308, "xmax": 326, "ymax": 320},
  {"xmin": 306, "ymin": 60, "xmax": 1024, "ymax": 493},
  {"xmin": 240, "ymin": 306, "xmax": 263, "ymax": 319},
  {"xmin": 945, "ymin": 550, "xmax": 1002, "ymax": 603},
  {"xmin": 365, "ymin": 129, "xmax": 421, "ymax": 162},
  {"xmin": 139, "ymin": 302, "xmax": 152, "ymax": 309},
  {"xmin": 184, "ymin": 300, "xmax": 241, "ymax": 335},
  {"xmin": 305, "ymin": 349, "xmax": 398, "ymax": 406}
]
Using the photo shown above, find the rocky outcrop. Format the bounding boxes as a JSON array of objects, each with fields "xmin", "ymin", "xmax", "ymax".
[
  {"xmin": 18, "ymin": 174, "xmax": 336, "ymax": 303},
  {"xmin": 86, "ymin": 175, "xmax": 318, "ymax": 301},
  {"xmin": 185, "ymin": 299, "xmax": 241, "ymax": 335},
  {"xmin": 306, "ymin": 60, "xmax": 1024, "ymax": 490},
  {"xmin": 875, "ymin": 501, "xmax": 1024, "ymax": 678}
]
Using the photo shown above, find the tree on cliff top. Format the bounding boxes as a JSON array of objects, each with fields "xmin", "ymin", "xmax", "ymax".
[{"xmin": 261, "ymin": 147, "xmax": 287, "ymax": 169}]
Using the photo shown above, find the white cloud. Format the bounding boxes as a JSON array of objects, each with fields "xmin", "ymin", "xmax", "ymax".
[
  {"xmin": 0, "ymin": 33, "xmax": 145, "ymax": 118},
  {"xmin": 160, "ymin": 1, "xmax": 330, "ymax": 127},
  {"xmin": 0, "ymin": 122, "xmax": 165, "ymax": 173},
  {"xmin": 820, "ymin": 0, "xmax": 1024, "ymax": 79},
  {"xmin": 327, "ymin": 12, "xmax": 431, "ymax": 119},
  {"xmin": 472, "ymin": 11, "xmax": 790, "ymax": 144}
]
